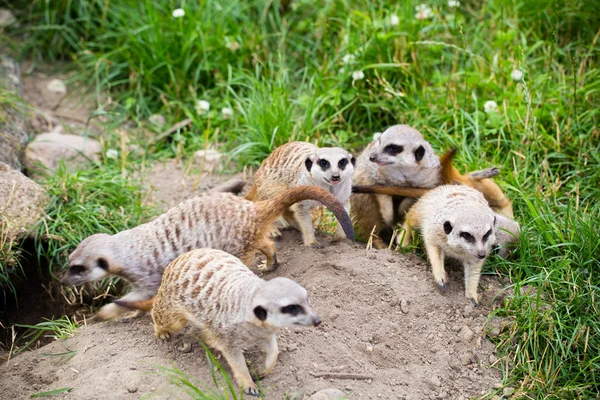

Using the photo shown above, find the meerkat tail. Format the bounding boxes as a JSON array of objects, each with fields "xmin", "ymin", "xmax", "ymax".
[
  {"xmin": 255, "ymin": 186, "xmax": 355, "ymax": 241},
  {"xmin": 351, "ymin": 185, "xmax": 430, "ymax": 197},
  {"xmin": 209, "ymin": 178, "xmax": 246, "ymax": 194},
  {"xmin": 113, "ymin": 298, "xmax": 155, "ymax": 311},
  {"xmin": 439, "ymin": 148, "xmax": 461, "ymax": 184}
]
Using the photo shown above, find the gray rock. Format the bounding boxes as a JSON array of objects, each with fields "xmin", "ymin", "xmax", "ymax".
[
  {"xmin": 126, "ymin": 382, "xmax": 138, "ymax": 393},
  {"xmin": 459, "ymin": 352, "xmax": 472, "ymax": 365},
  {"xmin": 0, "ymin": 162, "xmax": 49, "ymax": 242},
  {"xmin": 400, "ymin": 299, "xmax": 409, "ymax": 314},
  {"xmin": 23, "ymin": 132, "xmax": 102, "ymax": 176},
  {"xmin": 425, "ymin": 376, "xmax": 441, "ymax": 390},
  {"xmin": 0, "ymin": 56, "xmax": 28, "ymax": 170},
  {"xmin": 309, "ymin": 388, "xmax": 347, "ymax": 399}
]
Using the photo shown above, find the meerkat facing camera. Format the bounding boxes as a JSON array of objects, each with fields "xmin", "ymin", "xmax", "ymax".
[
  {"xmin": 399, "ymin": 185, "xmax": 497, "ymax": 304},
  {"xmin": 246, "ymin": 141, "xmax": 355, "ymax": 247},
  {"xmin": 121, "ymin": 248, "xmax": 320, "ymax": 397}
]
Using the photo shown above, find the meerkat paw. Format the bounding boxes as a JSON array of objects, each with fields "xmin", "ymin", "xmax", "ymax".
[
  {"xmin": 257, "ymin": 260, "xmax": 277, "ymax": 273},
  {"xmin": 310, "ymin": 242, "xmax": 324, "ymax": 249},
  {"xmin": 470, "ymin": 167, "xmax": 499, "ymax": 180},
  {"xmin": 154, "ymin": 328, "xmax": 172, "ymax": 341},
  {"xmin": 244, "ymin": 382, "xmax": 260, "ymax": 397},
  {"xmin": 433, "ymin": 272, "xmax": 449, "ymax": 290},
  {"xmin": 97, "ymin": 303, "xmax": 125, "ymax": 320}
]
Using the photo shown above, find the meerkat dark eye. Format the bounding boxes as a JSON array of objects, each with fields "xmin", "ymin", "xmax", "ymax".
[
  {"xmin": 69, "ymin": 265, "xmax": 86, "ymax": 275},
  {"xmin": 338, "ymin": 158, "xmax": 348, "ymax": 169},
  {"xmin": 97, "ymin": 257, "xmax": 109, "ymax": 271},
  {"xmin": 483, "ymin": 229, "xmax": 493, "ymax": 242},
  {"xmin": 460, "ymin": 232, "xmax": 475, "ymax": 243},
  {"xmin": 318, "ymin": 159, "xmax": 330, "ymax": 169},
  {"xmin": 281, "ymin": 304, "xmax": 304, "ymax": 316},
  {"xmin": 414, "ymin": 145, "xmax": 425, "ymax": 162},
  {"xmin": 383, "ymin": 144, "xmax": 403, "ymax": 155}
]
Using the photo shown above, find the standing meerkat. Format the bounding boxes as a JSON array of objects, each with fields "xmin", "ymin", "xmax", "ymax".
[
  {"xmin": 122, "ymin": 248, "xmax": 321, "ymax": 397},
  {"xmin": 399, "ymin": 185, "xmax": 498, "ymax": 304},
  {"xmin": 61, "ymin": 186, "xmax": 354, "ymax": 320},
  {"xmin": 246, "ymin": 141, "xmax": 355, "ymax": 247},
  {"xmin": 350, "ymin": 125, "xmax": 442, "ymax": 248}
]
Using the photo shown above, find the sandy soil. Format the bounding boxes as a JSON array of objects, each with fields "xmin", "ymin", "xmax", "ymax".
[{"xmin": 0, "ymin": 162, "xmax": 508, "ymax": 400}]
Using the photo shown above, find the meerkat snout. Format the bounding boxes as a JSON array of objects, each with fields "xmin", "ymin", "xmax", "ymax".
[{"xmin": 252, "ymin": 277, "xmax": 321, "ymax": 328}]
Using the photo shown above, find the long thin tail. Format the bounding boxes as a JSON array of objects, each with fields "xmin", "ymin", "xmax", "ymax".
[
  {"xmin": 255, "ymin": 186, "xmax": 355, "ymax": 241},
  {"xmin": 114, "ymin": 298, "xmax": 155, "ymax": 311},
  {"xmin": 351, "ymin": 185, "xmax": 430, "ymax": 197}
]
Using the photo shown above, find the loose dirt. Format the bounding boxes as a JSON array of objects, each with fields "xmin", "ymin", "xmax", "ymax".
[{"xmin": 0, "ymin": 162, "xmax": 507, "ymax": 400}]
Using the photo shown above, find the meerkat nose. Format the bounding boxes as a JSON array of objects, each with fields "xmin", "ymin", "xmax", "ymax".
[
  {"xmin": 477, "ymin": 252, "xmax": 486, "ymax": 259},
  {"xmin": 312, "ymin": 316, "xmax": 322, "ymax": 326},
  {"xmin": 331, "ymin": 175, "xmax": 340, "ymax": 181},
  {"xmin": 369, "ymin": 155, "xmax": 376, "ymax": 162}
]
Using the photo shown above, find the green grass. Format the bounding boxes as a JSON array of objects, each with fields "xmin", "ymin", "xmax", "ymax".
[
  {"xmin": 2, "ymin": 0, "xmax": 599, "ymax": 397},
  {"xmin": 14, "ymin": 316, "xmax": 79, "ymax": 354}
]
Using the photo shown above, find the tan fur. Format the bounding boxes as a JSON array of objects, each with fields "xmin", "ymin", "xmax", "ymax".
[
  {"xmin": 247, "ymin": 141, "xmax": 354, "ymax": 247},
  {"xmin": 63, "ymin": 187, "xmax": 353, "ymax": 320},
  {"xmin": 150, "ymin": 248, "xmax": 320, "ymax": 396}
]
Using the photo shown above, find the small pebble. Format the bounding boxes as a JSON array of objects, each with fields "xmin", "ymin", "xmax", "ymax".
[
  {"xmin": 400, "ymin": 300, "xmax": 409, "ymax": 314},
  {"xmin": 177, "ymin": 342, "xmax": 192, "ymax": 353},
  {"xmin": 287, "ymin": 343, "xmax": 298, "ymax": 352},
  {"xmin": 463, "ymin": 305, "xmax": 474, "ymax": 317},
  {"xmin": 425, "ymin": 376, "xmax": 441, "ymax": 390},
  {"xmin": 458, "ymin": 326, "xmax": 474, "ymax": 342},
  {"xmin": 366, "ymin": 345, "xmax": 374, "ymax": 353},
  {"xmin": 488, "ymin": 354, "xmax": 498, "ymax": 364},
  {"xmin": 126, "ymin": 383, "xmax": 138, "ymax": 393},
  {"xmin": 459, "ymin": 352, "xmax": 473, "ymax": 365}
]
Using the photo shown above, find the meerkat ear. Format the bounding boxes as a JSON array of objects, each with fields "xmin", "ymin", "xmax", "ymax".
[
  {"xmin": 443, "ymin": 221, "xmax": 453, "ymax": 234},
  {"xmin": 373, "ymin": 132, "xmax": 382, "ymax": 141},
  {"xmin": 253, "ymin": 306, "xmax": 267, "ymax": 321},
  {"xmin": 350, "ymin": 155, "xmax": 356, "ymax": 166},
  {"xmin": 305, "ymin": 157, "xmax": 313, "ymax": 172}
]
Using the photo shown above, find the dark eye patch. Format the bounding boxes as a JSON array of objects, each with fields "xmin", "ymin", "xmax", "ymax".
[
  {"xmin": 69, "ymin": 265, "xmax": 86, "ymax": 275},
  {"xmin": 338, "ymin": 158, "xmax": 348, "ymax": 168},
  {"xmin": 483, "ymin": 229, "xmax": 493, "ymax": 242},
  {"xmin": 414, "ymin": 145, "xmax": 425, "ymax": 162},
  {"xmin": 318, "ymin": 159, "xmax": 330, "ymax": 169},
  {"xmin": 383, "ymin": 144, "xmax": 403, "ymax": 155},
  {"xmin": 97, "ymin": 257, "xmax": 109, "ymax": 270},
  {"xmin": 281, "ymin": 304, "xmax": 304, "ymax": 316},
  {"xmin": 460, "ymin": 232, "xmax": 475, "ymax": 243}
]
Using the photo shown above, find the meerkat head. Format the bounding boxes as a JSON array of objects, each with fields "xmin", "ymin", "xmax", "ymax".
[
  {"xmin": 252, "ymin": 277, "xmax": 321, "ymax": 328},
  {"xmin": 368, "ymin": 125, "xmax": 438, "ymax": 169},
  {"xmin": 305, "ymin": 147, "xmax": 355, "ymax": 187},
  {"xmin": 61, "ymin": 233, "xmax": 117, "ymax": 286},
  {"xmin": 442, "ymin": 211, "xmax": 497, "ymax": 260}
]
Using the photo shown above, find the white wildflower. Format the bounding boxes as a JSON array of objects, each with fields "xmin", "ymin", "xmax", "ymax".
[
  {"xmin": 105, "ymin": 149, "xmax": 119, "ymax": 160},
  {"xmin": 484, "ymin": 100, "xmax": 498, "ymax": 113},
  {"xmin": 352, "ymin": 70, "xmax": 365, "ymax": 81},
  {"xmin": 390, "ymin": 14, "xmax": 400, "ymax": 26},
  {"xmin": 448, "ymin": 0, "xmax": 460, "ymax": 8},
  {"xmin": 172, "ymin": 8, "xmax": 185, "ymax": 18},
  {"xmin": 342, "ymin": 54, "xmax": 356, "ymax": 64},
  {"xmin": 196, "ymin": 100, "xmax": 210, "ymax": 114},
  {"xmin": 511, "ymin": 69, "xmax": 524, "ymax": 81},
  {"xmin": 221, "ymin": 107, "xmax": 234, "ymax": 119},
  {"xmin": 415, "ymin": 4, "xmax": 433, "ymax": 20}
]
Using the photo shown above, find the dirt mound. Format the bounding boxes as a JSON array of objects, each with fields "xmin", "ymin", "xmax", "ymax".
[{"xmin": 0, "ymin": 228, "xmax": 504, "ymax": 399}]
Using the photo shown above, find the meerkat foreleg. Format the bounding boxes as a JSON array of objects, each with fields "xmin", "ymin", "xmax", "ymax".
[
  {"xmin": 376, "ymin": 194, "xmax": 394, "ymax": 226},
  {"xmin": 220, "ymin": 348, "xmax": 260, "ymax": 396},
  {"xmin": 463, "ymin": 260, "xmax": 484, "ymax": 304},
  {"xmin": 425, "ymin": 244, "xmax": 448, "ymax": 289},
  {"xmin": 258, "ymin": 334, "xmax": 279, "ymax": 378},
  {"xmin": 291, "ymin": 203, "xmax": 320, "ymax": 248}
]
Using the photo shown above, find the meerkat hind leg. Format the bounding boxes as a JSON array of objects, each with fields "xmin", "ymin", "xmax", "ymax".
[
  {"xmin": 376, "ymin": 194, "xmax": 394, "ymax": 226},
  {"xmin": 152, "ymin": 306, "xmax": 188, "ymax": 340},
  {"xmin": 256, "ymin": 237, "xmax": 279, "ymax": 273},
  {"xmin": 97, "ymin": 291, "xmax": 150, "ymax": 320},
  {"xmin": 469, "ymin": 167, "xmax": 499, "ymax": 180}
]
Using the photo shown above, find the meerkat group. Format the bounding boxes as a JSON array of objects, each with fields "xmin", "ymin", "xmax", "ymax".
[{"xmin": 61, "ymin": 125, "xmax": 521, "ymax": 396}]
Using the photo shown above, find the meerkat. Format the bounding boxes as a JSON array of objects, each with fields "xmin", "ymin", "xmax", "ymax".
[
  {"xmin": 353, "ymin": 148, "xmax": 519, "ymax": 253},
  {"xmin": 119, "ymin": 248, "xmax": 320, "ymax": 396},
  {"xmin": 399, "ymin": 185, "xmax": 498, "ymax": 304},
  {"xmin": 61, "ymin": 186, "xmax": 353, "ymax": 320},
  {"xmin": 350, "ymin": 125, "xmax": 442, "ymax": 248},
  {"xmin": 246, "ymin": 141, "xmax": 355, "ymax": 248}
]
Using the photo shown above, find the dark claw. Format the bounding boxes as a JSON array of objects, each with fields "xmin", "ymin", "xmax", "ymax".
[
  {"xmin": 471, "ymin": 298, "xmax": 479, "ymax": 307},
  {"xmin": 436, "ymin": 281, "xmax": 448, "ymax": 292},
  {"xmin": 245, "ymin": 387, "xmax": 260, "ymax": 397},
  {"xmin": 311, "ymin": 243, "xmax": 324, "ymax": 249}
]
